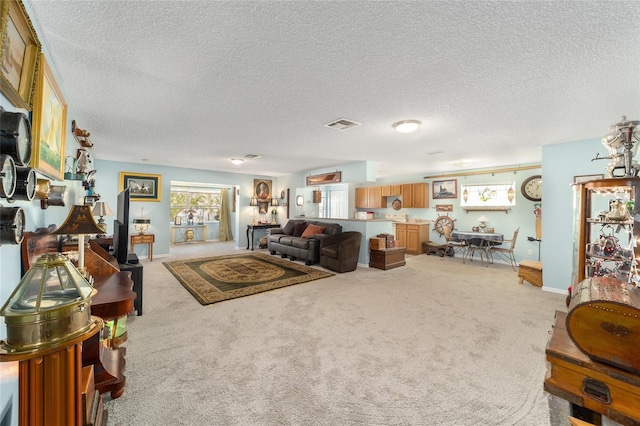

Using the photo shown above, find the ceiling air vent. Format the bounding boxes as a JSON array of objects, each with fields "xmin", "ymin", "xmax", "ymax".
[
  {"xmin": 324, "ymin": 118, "xmax": 361, "ymax": 131},
  {"xmin": 244, "ymin": 154, "xmax": 262, "ymax": 159}
]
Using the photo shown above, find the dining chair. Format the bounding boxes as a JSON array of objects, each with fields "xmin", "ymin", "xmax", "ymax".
[
  {"xmin": 442, "ymin": 225, "xmax": 467, "ymax": 259},
  {"xmin": 488, "ymin": 227, "xmax": 520, "ymax": 270},
  {"xmin": 463, "ymin": 236, "xmax": 490, "ymax": 266}
]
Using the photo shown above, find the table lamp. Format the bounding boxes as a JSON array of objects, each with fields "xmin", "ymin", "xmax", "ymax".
[
  {"xmin": 133, "ymin": 207, "xmax": 151, "ymax": 234},
  {"xmin": 270, "ymin": 197, "xmax": 279, "ymax": 224},
  {"xmin": 478, "ymin": 215, "xmax": 488, "ymax": 233},
  {"xmin": 250, "ymin": 196, "xmax": 258, "ymax": 225},
  {"xmin": 53, "ymin": 204, "xmax": 105, "ymax": 275},
  {"xmin": 92, "ymin": 200, "xmax": 113, "ymax": 233}
]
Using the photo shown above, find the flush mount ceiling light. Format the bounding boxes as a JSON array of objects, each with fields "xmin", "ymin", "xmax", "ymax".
[
  {"xmin": 393, "ymin": 120, "xmax": 422, "ymax": 133},
  {"xmin": 231, "ymin": 158, "xmax": 244, "ymax": 165}
]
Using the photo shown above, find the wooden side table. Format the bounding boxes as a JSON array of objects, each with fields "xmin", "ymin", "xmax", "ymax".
[{"xmin": 130, "ymin": 233, "xmax": 154, "ymax": 261}]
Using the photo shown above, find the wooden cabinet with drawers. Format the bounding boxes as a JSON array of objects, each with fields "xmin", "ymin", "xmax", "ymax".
[{"xmin": 395, "ymin": 222, "xmax": 430, "ymax": 254}]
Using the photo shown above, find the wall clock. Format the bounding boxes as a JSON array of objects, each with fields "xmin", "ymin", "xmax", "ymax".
[
  {"xmin": 12, "ymin": 167, "xmax": 36, "ymax": 201},
  {"xmin": 0, "ymin": 155, "xmax": 17, "ymax": 199},
  {"xmin": 521, "ymin": 175, "xmax": 542, "ymax": 202},
  {"xmin": 0, "ymin": 109, "xmax": 32, "ymax": 166},
  {"xmin": 0, "ymin": 206, "xmax": 25, "ymax": 244}
]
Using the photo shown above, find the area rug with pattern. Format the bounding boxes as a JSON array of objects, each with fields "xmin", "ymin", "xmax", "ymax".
[{"xmin": 163, "ymin": 252, "xmax": 334, "ymax": 305}]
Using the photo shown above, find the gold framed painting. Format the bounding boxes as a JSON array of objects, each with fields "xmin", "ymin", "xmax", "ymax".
[
  {"xmin": 120, "ymin": 172, "xmax": 162, "ymax": 202},
  {"xmin": 31, "ymin": 53, "xmax": 67, "ymax": 181},
  {"xmin": 0, "ymin": 0, "xmax": 41, "ymax": 109},
  {"xmin": 254, "ymin": 179, "xmax": 272, "ymax": 202}
]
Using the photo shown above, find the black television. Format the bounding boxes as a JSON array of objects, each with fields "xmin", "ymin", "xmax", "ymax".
[{"xmin": 113, "ymin": 188, "xmax": 131, "ymax": 264}]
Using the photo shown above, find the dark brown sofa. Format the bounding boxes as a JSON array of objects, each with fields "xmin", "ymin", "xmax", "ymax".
[{"xmin": 267, "ymin": 219, "xmax": 342, "ymax": 265}]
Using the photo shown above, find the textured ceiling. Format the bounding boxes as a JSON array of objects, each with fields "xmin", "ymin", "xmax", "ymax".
[{"xmin": 24, "ymin": 1, "xmax": 640, "ymax": 178}]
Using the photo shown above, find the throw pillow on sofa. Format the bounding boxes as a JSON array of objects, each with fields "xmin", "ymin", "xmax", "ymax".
[
  {"xmin": 301, "ymin": 224, "xmax": 325, "ymax": 237},
  {"xmin": 282, "ymin": 221, "xmax": 297, "ymax": 235},
  {"xmin": 293, "ymin": 222, "xmax": 308, "ymax": 237}
]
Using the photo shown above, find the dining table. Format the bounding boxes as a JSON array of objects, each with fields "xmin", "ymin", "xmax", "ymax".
[{"xmin": 450, "ymin": 230, "xmax": 504, "ymax": 266}]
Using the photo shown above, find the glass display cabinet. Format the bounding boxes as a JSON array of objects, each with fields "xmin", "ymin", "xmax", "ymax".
[{"xmin": 573, "ymin": 177, "xmax": 640, "ymax": 285}]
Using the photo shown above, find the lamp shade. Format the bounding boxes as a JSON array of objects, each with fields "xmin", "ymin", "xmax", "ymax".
[
  {"xmin": 296, "ymin": 195, "xmax": 304, "ymax": 206},
  {"xmin": 477, "ymin": 215, "xmax": 489, "ymax": 222},
  {"xmin": 54, "ymin": 205, "xmax": 104, "ymax": 236},
  {"xmin": 249, "ymin": 196, "xmax": 259, "ymax": 206},
  {"xmin": 53, "ymin": 205, "xmax": 105, "ymax": 274},
  {"xmin": 92, "ymin": 201, "xmax": 113, "ymax": 218}
]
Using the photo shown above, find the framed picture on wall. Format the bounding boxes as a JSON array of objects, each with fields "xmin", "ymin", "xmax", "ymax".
[
  {"xmin": 254, "ymin": 179, "xmax": 272, "ymax": 202},
  {"xmin": 432, "ymin": 179, "xmax": 458, "ymax": 199},
  {"xmin": 0, "ymin": 0, "xmax": 41, "ymax": 110},
  {"xmin": 31, "ymin": 54, "xmax": 66, "ymax": 181},
  {"xmin": 573, "ymin": 174, "xmax": 604, "ymax": 184},
  {"xmin": 120, "ymin": 172, "xmax": 162, "ymax": 202},
  {"xmin": 435, "ymin": 204, "xmax": 453, "ymax": 212}
]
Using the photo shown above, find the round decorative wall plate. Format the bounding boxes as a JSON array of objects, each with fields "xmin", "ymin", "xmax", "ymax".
[{"xmin": 392, "ymin": 198, "xmax": 402, "ymax": 210}]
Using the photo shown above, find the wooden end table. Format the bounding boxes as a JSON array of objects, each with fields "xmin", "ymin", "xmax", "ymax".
[{"xmin": 130, "ymin": 233, "xmax": 154, "ymax": 261}]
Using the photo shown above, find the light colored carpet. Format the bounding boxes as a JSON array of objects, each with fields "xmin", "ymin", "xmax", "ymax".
[{"xmin": 103, "ymin": 242, "xmax": 569, "ymax": 425}]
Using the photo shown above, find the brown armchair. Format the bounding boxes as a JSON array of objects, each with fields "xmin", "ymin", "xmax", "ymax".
[{"xmin": 320, "ymin": 231, "xmax": 362, "ymax": 273}]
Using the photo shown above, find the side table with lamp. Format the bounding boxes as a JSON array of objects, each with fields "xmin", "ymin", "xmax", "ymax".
[{"xmin": 131, "ymin": 208, "xmax": 154, "ymax": 261}]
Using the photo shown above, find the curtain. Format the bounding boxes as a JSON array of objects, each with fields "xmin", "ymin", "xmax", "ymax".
[{"xmin": 218, "ymin": 188, "xmax": 234, "ymax": 241}]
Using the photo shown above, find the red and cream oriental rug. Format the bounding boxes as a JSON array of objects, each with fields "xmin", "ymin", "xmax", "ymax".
[{"xmin": 163, "ymin": 252, "xmax": 334, "ymax": 305}]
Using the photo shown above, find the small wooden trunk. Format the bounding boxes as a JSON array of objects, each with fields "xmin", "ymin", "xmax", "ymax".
[
  {"xmin": 369, "ymin": 237, "xmax": 387, "ymax": 251},
  {"xmin": 545, "ymin": 311, "xmax": 640, "ymax": 426},
  {"xmin": 566, "ymin": 276, "xmax": 640, "ymax": 374},
  {"xmin": 369, "ymin": 247, "xmax": 406, "ymax": 270}
]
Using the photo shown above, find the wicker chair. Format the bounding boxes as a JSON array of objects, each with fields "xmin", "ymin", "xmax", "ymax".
[
  {"xmin": 320, "ymin": 231, "xmax": 362, "ymax": 273},
  {"xmin": 488, "ymin": 227, "xmax": 520, "ymax": 270}
]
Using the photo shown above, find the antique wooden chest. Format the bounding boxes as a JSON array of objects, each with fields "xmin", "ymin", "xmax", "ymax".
[
  {"xmin": 566, "ymin": 276, "xmax": 640, "ymax": 374},
  {"xmin": 545, "ymin": 311, "xmax": 640, "ymax": 426},
  {"xmin": 369, "ymin": 247, "xmax": 406, "ymax": 270}
]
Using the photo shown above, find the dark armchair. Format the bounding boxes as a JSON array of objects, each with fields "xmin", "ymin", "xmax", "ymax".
[{"xmin": 320, "ymin": 231, "xmax": 362, "ymax": 273}]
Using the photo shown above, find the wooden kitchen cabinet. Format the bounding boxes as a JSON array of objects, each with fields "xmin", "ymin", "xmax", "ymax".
[
  {"xmin": 395, "ymin": 222, "xmax": 430, "ymax": 254},
  {"xmin": 368, "ymin": 186, "xmax": 383, "ymax": 207},
  {"xmin": 401, "ymin": 184, "xmax": 413, "ymax": 207},
  {"xmin": 381, "ymin": 185, "xmax": 401, "ymax": 197},
  {"xmin": 400, "ymin": 183, "xmax": 429, "ymax": 208},
  {"xmin": 355, "ymin": 186, "xmax": 384, "ymax": 208},
  {"xmin": 355, "ymin": 187, "xmax": 368, "ymax": 208},
  {"xmin": 412, "ymin": 182, "xmax": 429, "ymax": 208}
]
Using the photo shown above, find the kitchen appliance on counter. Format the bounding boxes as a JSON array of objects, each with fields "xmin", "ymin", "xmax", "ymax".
[{"xmin": 355, "ymin": 211, "xmax": 374, "ymax": 220}]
